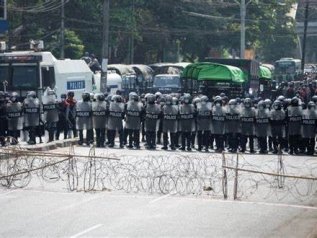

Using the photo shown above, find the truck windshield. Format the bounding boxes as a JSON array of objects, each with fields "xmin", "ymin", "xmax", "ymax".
[
  {"xmin": 12, "ymin": 65, "xmax": 38, "ymax": 89},
  {"xmin": 153, "ymin": 75, "xmax": 180, "ymax": 88}
]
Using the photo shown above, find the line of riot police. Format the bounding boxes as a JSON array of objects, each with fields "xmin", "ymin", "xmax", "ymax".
[{"xmin": 1, "ymin": 89, "xmax": 317, "ymax": 156}]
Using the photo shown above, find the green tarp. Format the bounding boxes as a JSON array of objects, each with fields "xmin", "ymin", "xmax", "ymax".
[
  {"xmin": 259, "ymin": 66, "xmax": 272, "ymax": 80},
  {"xmin": 182, "ymin": 62, "xmax": 246, "ymax": 84}
]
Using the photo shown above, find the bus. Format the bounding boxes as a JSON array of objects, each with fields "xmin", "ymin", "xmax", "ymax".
[{"xmin": 274, "ymin": 58, "xmax": 301, "ymax": 83}]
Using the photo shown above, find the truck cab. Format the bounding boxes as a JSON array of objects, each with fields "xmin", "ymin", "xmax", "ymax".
[{"xmin": 0, "ymin": 51, "xmax": 93, "ymax": 100}]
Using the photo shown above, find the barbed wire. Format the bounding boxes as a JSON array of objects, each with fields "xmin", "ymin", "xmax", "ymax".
[{"xmin": 0, "ymin": 146, "xmax": 317, "ymax": 204}]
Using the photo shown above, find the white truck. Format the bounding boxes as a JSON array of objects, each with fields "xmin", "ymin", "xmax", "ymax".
[{"xmin": 0, "ymin": 51, "xmax": 94, "ymax": 100}]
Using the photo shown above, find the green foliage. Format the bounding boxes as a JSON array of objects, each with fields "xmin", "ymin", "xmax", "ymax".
[{"xmin": 6, "ymin": 0, "xmax": 298, "ymax": 63}]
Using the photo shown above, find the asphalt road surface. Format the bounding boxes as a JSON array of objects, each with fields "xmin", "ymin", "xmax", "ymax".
[
  {"xmin": 0, "ymin": 145, "xmax": 317, "ymax": 237},
  {"xmin": 0, "ymin": 188, "xmax": 317, "ymax": 238}
]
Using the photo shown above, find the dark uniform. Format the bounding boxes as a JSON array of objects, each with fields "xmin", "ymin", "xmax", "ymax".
[
  {"xmin": 125, "ymin": 92, "xmax": 143, "ymax": 149},
  {"xmin": 179, "ymin": 94, "xmax": 195, "ymax": 151},
  {"xmin": 76, "ymin": 92, "xmax": 93, "ymax": 145},
  {"xmin": 240, "ymin": 98, "xmax": 255, "ymax": 153},
  {"xmin": 270, "ymin": 100, "xmax": 286, "ymax": 154},
  {"xmin": 225, "ymin": 99, "xmax": 240, "ymax": 153},
  {"xmin": 6, "ymin": 92, "xmax": 23, "ymax": 144},
  {"xmin": 255, "ymin": 101, "xmax": 270, "ymax": 154},
  {"xmin": 107, "ymin": 95, "xmax": 125, "ymax": 148},
  {"xmin": 287, "ymin": 97, "xmax": 302, "ymax": 155},
  {"xmin": 42, "ymin": 89, "xmax": 59, "ymax": 142},
  {"xmin": 23, "ymin": 91, "xmax": 40, "ymax": 145},
  {"xmin": 301, "ymin": 102, "xmax": 317, "ymax": 155},
  {"xmin": 196, "ymin": 96, "xmax": 212, "ymax": 152},
  {"xmin": 144, "ymin": 94, "xmax": 161, "ymax": 149},
  {"xmin": 162, "ymin": 95, "xmax": 178, "ymax": 150},
  {"xmin": 92, "ymin": 93, "xmax": 108, "ymax": 147},
  {"xmin": 0, "ymin": 91, "xmax": 7, "ymax": 146},
  {"xmin": 212, "ymin": 97, "xmax": 226, "ymax": 152}
]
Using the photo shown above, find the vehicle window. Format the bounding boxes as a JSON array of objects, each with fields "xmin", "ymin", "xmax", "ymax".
[
  {"xmin": 42, "ymin": 67, "xmax": 55, "ymax": 89},
  {"xmin": 153, "ymin": 76, "xmax": 180, "ymax": 88},
  {"xmin": 11, "ymin": 66, "xmax": 38, "ymax": 89}
]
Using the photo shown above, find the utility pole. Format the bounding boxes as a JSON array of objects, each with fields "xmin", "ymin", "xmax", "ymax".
[
  {"xmin": 60, "ymin": 0, "xmax": 65, "ymax": 59},
  {"xmin": 240, "ymin": 0, "xmax": 246, "ymax": 59},
  {"xmin": 301, "ymin": 0, "xmax": 309, "ymax": 71},
  {"xmin": 130, "ymin": 0, "xmax": 134, "ymax": 64},
  {"xmin": 101, "ymin": 0, "xmax": 110, "ymax": 93}
]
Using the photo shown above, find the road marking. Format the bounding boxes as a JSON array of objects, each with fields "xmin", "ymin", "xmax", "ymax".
[
  {"xmin": 70, "ymin": 224, "xmax": 103, "ymax": 238},
  {"xmin": 149, "ymin": 194, "xmax": 171, "ymax": 204},
  {"xmin": 149, "ymin": 192, "xmax": 177, "ymax": 204}
]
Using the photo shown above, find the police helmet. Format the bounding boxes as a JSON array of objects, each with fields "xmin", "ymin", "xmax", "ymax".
[
  {"xmin": 112, "ymin": 95, "xmax": 123, "ymax": 103},
  {"xmin": 193, "ymin": 97, "xmax": 201, "ymax": 105},
  {"xmin": 308, "ymin": 101, "xmax": 316, "ymax": 110},
  {"xmin": 27, "ymin": 91, "xmax": 37, "ymax": 99},
  {"xmin": 273, "ymin": 100, "xmax": 282, "ymax": 110},
  {"xmin": 312, "ymin": 95, "xmax": 317, "ymax": 104},
  {"xmin": 155, "ymin": 92, "xmax": 162, "ymax": 99},
  {"xmin": 183, "ymin": 93, "xmax": 192, "ymax": 104},
  {"xmin": 200, "ymin": 95, "xmax": 209, "ymax": 103},
  {"xmin": 147, "ymin": 94, "xmax": 156, "ymax": 104},
  {"xmin": 257, "ymin": 100, "xmax": 265, "ymax": 110},
  {"xmin": 47, "ymin": 88, "xmax": 56, "ymax": 96},
  {"xmin": 172, "ymin": 97, "xmax": 178, "ymax": 105},
  {"xmin": 291, "ymin": 97, "xmax": 299, "ymax": 107},
  {"xmin": 243, "ymin": 98, "xmax": 252, "ymax": 107},
  {"xmin": 11, "ymin": 92, "xmax": 19, "ymax": 102},
  {"xmin": 95, "ymin": 93, "xmax": 105, "ymax": 102},
  {"xmin": 277, "ymin": 95, "xmax": 285, "ymax": 102},
  {"xmin": 220, "ymin": 92, "xmax": 226, "ymax": 98},
  {"xmin": 228, "ymin": 99, "xmax": 237, "ymax": 106},
  {"xmin": 165, "ymin": 95, "xmax": 173, "ymax": 105},
  {"xmin": 82, "ymin": 92, "xmax": 90, "ymax": 102},
  {"xmin": 264, "ymin": 99, "xmax": 272, "ymax": 109}
]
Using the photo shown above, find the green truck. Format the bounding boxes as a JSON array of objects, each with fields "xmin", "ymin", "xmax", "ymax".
[{"xmin": 181, "ymin": 62, "xmax": 247, "ymax": 98}]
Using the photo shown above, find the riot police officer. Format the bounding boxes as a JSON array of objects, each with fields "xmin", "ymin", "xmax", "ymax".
[
  {"xmin": 162, "ymin": 95, "xmax": 178, "ymax": 150},
  {"xmin": 270, "ymin": 100, "xmax": 286, "ymax": 154},
  {"xmin": 196, "ymin": 96, "xmax": 212, "ymax": 152},
  {"xmin": 302, "ymin": 101, "xmax": 317, "ymax": 155},
  {"xmin": 56, "ymin": 94, "xmax": 70, "ymax": 140},
  {"xmin": 225, "ymin": 99, "xmax": 240, "ymax": 153},
  {"xmin": 76, "ymin": 92, "xmax": 93, "ymax": 145},
  {"xmin": 92, "ymin": 93, "xmax": 108, "ymax": 147},
  {"xmin": 42, "ymin": 88, "xmax": 59, "ymax": 142},
  {"xmin": 23, "ymin": 91, "xmax": 40, "ymax": 145},
  {"xmin": 211, "ymin": 96, "xmax": 226, "ymax": 152},
  {"xmin": 240, "ymin": 98, "xmax": 256, "ymax": 153},
  {"xmin": 287, "ymin": 97, "xmax": 303, "ymax": 155},
  {"xmin": 179, "ymin": 94, "xmax": 195, "ymax": 151},
  {"xmin": 125, "ymin": 92, "xmax": 143, "ymax": 149},
  {"xmin": 255, "ymin": 100, "xmax": 270, "ymax": 154},
  {"xmin": 0, "ymin": 91, "xmax": 6, "ymax": 146},
  {"xmin": 144, "ymin": 94, "xmax": 161, "ymax": 150},
  {"xmin": 6, "ymin": 92, "xmax": 23, "ymax": 144},
  {"xmin": 107, "ymin": 95, "xmax": 125, "ymax": 148}
]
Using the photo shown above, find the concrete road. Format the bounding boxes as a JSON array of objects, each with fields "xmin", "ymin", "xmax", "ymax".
[{"xmin": 0, "ymin": 189, "xmax": 316, "ymax": 238}]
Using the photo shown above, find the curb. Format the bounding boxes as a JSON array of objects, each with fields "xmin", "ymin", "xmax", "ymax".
[{"xmin": 21, "ymin": 139, "xmax": 78, "ymax": 151}]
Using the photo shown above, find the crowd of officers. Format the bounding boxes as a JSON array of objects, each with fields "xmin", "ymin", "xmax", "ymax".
[{"xmin": 0, "ymin": 88, "xmax": 317, "ymax": 156}]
